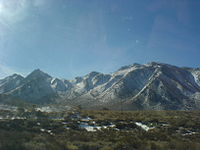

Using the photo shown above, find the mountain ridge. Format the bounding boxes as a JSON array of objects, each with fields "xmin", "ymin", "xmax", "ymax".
[{"xmin": 0, "ymin": 62, "xmax": 200, "ymax": 110}]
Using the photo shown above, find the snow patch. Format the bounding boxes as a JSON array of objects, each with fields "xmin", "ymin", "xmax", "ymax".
[
  {"xmin": 135, "ymin": 122, "xmax": 155, "ymax": 131},
  {"xmin": 192, "ymin": 71, "xmax": 200, "ymax": 86}
]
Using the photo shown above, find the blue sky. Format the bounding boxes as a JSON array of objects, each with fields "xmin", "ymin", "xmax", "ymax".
[{"xmin": 0, "ymin": 0, "xmax": 200, "ymax": 79}]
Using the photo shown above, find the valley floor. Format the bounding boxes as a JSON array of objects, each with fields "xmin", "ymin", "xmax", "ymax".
[{"xmin": 0, "ymin": 109, "xmax": 200, "ymax": 150}]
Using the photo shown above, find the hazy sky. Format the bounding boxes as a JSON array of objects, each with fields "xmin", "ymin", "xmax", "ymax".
[{"xmin": 0, "ymin": 0, "xmax": 200, "ymax": 79}]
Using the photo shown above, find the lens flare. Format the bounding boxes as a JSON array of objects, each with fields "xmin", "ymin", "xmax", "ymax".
[{"xmin": 0, "ymin": 0, "xmax": 28, "ymax": 25}]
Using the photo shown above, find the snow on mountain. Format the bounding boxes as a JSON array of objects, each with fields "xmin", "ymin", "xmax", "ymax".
[
  {"xmin": 191, "ymin": 69, "xmax": 200, "ymax": 86},
  {"xmin": 0, "ymin": 74, "xmax": 24, "ymax": 94},
  {"xmin": 50, "ymin": 78, "xmax": 68, "ymax": 92},
  {"xmin": 0, "ymin": 62, "xmax": 200, "ymax": 110}
]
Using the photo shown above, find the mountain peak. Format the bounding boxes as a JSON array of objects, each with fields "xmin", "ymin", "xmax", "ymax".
[
  {"xmin": 147, "ymin": 61, "xmax": 175, "ymax": 67},
  {"xmin": 118, "ymin": 63, "xmax": 141, "ymax": 71},
  {"xmin": 11, "ymin": 74, "xmax": 24, "ymax": 80},
  {"xmin": 10, "ymin": 73, "xmax": 23, "ymax": 79},
  {"xmin": 32, "ymin": 68, "xmax": 43, "ymax": 73},
  {"xmin": 147, "ymin": 61, "xmax": 162, "ymax": 66},
  {"xmin": 26, "ymin": 69, "xmax": 51, "ymax": 80},
  {"xmin": 0, "ymin": 74, "xmax": 24, "ymax": 81},
  {"xmin": 88, "ymin": 71, "xmax": 100, "ymax": 77},
  {"xmin": 0, "ymin": 62, "xmax": 200, "ymax": 110}
]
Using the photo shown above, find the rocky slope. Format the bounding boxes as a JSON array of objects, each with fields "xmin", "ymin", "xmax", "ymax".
[{"xmin": 0, "ymin": 62, "xmax": 200, "ymax": 110}]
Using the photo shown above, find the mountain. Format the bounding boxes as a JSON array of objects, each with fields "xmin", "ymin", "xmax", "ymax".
[
  {"xmin": 0, "ymin": 62, "xmax": 200, "ymax": 110},
  {"xmin": 0, "ymin": 74, "xmax": 24, "ymax": 94}
]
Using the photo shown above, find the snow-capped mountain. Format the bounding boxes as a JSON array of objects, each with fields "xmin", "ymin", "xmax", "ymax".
[
  {"xmin": 0, "ymin": 62, "xmax": 200, "ymax": 110},
  {"xmin": 0, "ymin": 74, "xmax": 24, "ymax": 94}
]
